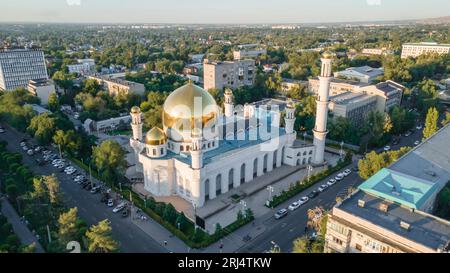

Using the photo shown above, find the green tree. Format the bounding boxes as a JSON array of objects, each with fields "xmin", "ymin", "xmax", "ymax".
[
  {"xmin": 162, "ymin": 203, "xmax": 177, "ymax": 224},
  {"xmin": 441, "ymin": 112, "xmax": 450, "ymax": 127},
  {"xmin": 47, "ymin": 93, "xmax": 59, "ymax": 112},
  {"xmin": 58, "ymin": 208, "xmax": 79, "ymax": 246},
  {"xmin": 92, "ymin": 140, "xmax": 127, "ymax": 180},
  {"xmin": 292, "ymin": 236, "xmax": 310, "ymax": 253},
  {"xmin": 42, "ymin": 174, "xmax": 61, "ymax": 204},
  {"xmin": 358, "ymin": 147, "xmax": 411, "ymax": 179},
  {"xmin": 53, "ymin": 130, "xmax": 81, "ymax": 155},
  {"xmin": 27, "ymin": 113, "xmax": 56, "ymax": 145},
  {"xmin": 423, "ymin": 107, "xmax": 439, "ymax": 140},
  {"xmin": 214, "ymin": 223, "xmax": 223, "ymax": 239},
  {"xmin": 85, "ymin": 220, "xmax": 119, "ymax": 253}
]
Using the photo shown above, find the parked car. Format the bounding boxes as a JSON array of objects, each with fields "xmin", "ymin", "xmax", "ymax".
[
  {"xmin": 20, "ymin": 141, "xmax": 27, "ymax": 147},
  {"xmin": 298, "ymin": 196, "xmax": 309, "ymax": 205},
  {"xmin": 27, "ymin": 149, "xmax": 34, "ymax": 156},
  {"xmin": 0, "ymin": 128, "xmax": 5, "ymax": 133},
  {"xmin": 288, "ymin": 201, "xmax": 301, "ymax": 211},
  {"xmin": 107, "ymin": 199, "xmax": 114, "ymax": 207},
  {"xmin": 383, "ymin": 145, "xmax": 391, "ymax": 151},
  {"xmin": 336, "ymin": 173, "xmax": 345, "ymax": 180},
  {"xmin": 308, "ymin": 190, "xmax": 319, "ymax": 199},
  {"xmin": 90, "ymin": 185, "xmax": 101, "ymax": 194},
  {"xmin": 414, "ymin": 140, "xmax": 420, "ymax": 146},
  {"xmin": 22, "ymin": 146, "xmax": 29, "ymax": 151},
  {"xmin": 416, "ymin": 124, "xmax": 423, "ymax": 130},
  {"xmin": 343, "ymin": 169, "xmax": 351, "ymax": 176},
  {"xmin": 404, "ymin": 131, "xmax": 412, "ymax": 137},
  {"xmin": 274, "ymin": 209, "xmax": 288, "ymax": 219},
  {"xmin": 113, "ymin": 202, "xmax": 126, "ymax": 213},
  {"xmin": 318, "ymin": 184, "xmax": 328, "ymax": 192},
  {"xmin": 34, "ymin": 146, "xmax": 42, "ymax": 153},
  {"xmin": 327, "ymin": 179, "xmax": 336, "ymax": 186}
]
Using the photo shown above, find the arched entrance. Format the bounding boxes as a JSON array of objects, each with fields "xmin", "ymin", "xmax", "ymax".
[
  {"xmin": 253, "ymin": 158, "xmax": 258, "ymax": 178},
  {"xmin": 204, "ymin": 179, "xmax": 210, "ymax": 201},
  {"xmin": 229, "ymin": 169, "xmax": 234, "ymax": 189},
  {"xmin": 263, "ymin": 154, "xmax": 268, "ymax": 173},
  {"xmin": 240, "ymin": 163, "xmax": 246, "ymax": 183},
  {"xmin": 216, "ymin": 174, "xmax": 222, "ymax": 196}
]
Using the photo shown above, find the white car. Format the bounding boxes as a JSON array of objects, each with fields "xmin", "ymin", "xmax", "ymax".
[
  {"xmin": 0, "ymin": 128, "xmax": 5, "ymax": 133},
  {"xmin": 107, "ymin": 199, "xmax": 114, "ymax": 207},
  {"xmin": 416, "ymin": 124, "xmax": 423, "ymax": 130},
  {"xmin": 383, "ymin": 145, "xmax": 391, "ymax": 151},
  {"xmin": 414, "ymin": 140, "xmax": 420, "ymax": 146},
  {"xmin": 34, "ymin": 146, "xmax": 42, "ymax": 153},
  {"xmin": 113, "ymin": 203, "xmax": 126, "ymax": 213},
  {"xmin": 343, "ymin": 169, "xmax": 351, "ymax": 176},
  {"xmin": 327, "ymin": 179, "xmax": 336, "ymax": 186},
  {"xmin": 318, "ymin": 184, "xmax": 328, "ymax": 192},
  {"xmin": 27, "ymin": 149, "xmax": 34, "ymax": 156},
  {"xmin": 288, "ymin": 201, "xmax": 301, "ymax": 211},
  {"xmin": 335, "ymin": 174, "xmax": 344, "ymax": 181},
  {"xmin": 22, "ymin": 146, "xmax": 29, "ymax": 151},
  {"xmin": 65, "ymin": 168, "xmax": 76, "ymax": 175},
  {"xmin": 298, "ymin": 196, "xmax": 309, "ymax": 205},
  {"xmin": 20, "ymin": 142, "xmax": 27, "ymax": 147}
]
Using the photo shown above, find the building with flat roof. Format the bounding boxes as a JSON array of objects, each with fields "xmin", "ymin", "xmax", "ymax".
[
  {"xmin": 325, "ymin": 123, "xmax": 450, "ymax": 253},
  {"xmin": 361, "ymin": 48, "xmax": 393, "ymax": 56},
  {"xmin": 309, "ymin": 78, "xmax": 404, "ymax": 119},
  {"xmin": 67, "ymin": 59, "xmax": 96, "ymax": 75},
  {"xmin": 0, "ymin": 48, "xmax": 48, "ymax": 91},
  {"xmin": 27, "ymin": 79, "xmax": 56, "ymax": 105},
  {"xmin": 233, "ymin": 48, "xmax": 267, "ymax": 60},
  {"xmin": 329, "ymin": 92, "xmax": 377, "ymax": 125},
  {"xmin": 401, "ymin": 41, "xmax": 450, "ymax": 58},
  {"xmin": 334, "ymin": 66, "xmax": 383, "ymax": 83},
  {"xmin": 203, "ymin": 59, "xmax": 255, "ymax": 91},
  {"xmin": 87, "ymin": 74, "xmax": 145, "ymax": 96}
]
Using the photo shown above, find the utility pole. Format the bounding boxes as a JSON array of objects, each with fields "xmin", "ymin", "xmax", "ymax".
[{"xmin": 46, "ymin": 225, "xmax": 52, "ymax": 243}]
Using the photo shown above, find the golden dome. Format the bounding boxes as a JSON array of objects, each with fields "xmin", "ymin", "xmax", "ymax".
[
  {"xmin": 322, "ymin": 51, "xmax": 333, "ymax": 59},
  {"xmin": 145, "ymin": 127, "xmax": 167, "ymax": 145},
  {"xmin": 131, "ymin": 106, "xmax": 141, "ymax": 114},
  {"xmin": 163, "ymin": 82, "xmax": 218, "ymax": 133},
  {"xmin": 225, "ymin": 88, "xmax": 233, "ymax": 95}
]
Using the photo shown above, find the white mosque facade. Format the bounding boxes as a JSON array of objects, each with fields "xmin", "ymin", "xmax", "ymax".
[{"xmin": 129, "ymin": 54, "xmax": 333, "ymax": 208}]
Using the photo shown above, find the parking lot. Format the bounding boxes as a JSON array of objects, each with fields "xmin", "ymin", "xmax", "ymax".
[{"xmin": 1, "ymin": 124, "xmax": 168, "ymax": 253}]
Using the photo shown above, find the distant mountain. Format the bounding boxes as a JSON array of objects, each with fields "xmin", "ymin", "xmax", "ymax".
[{"xmin": 417, "ymin": 16, "xmax": 450, "ymax": 24}]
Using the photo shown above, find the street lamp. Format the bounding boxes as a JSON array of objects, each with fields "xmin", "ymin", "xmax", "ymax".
[
  {"xmin": 266, "ymin": 186, "xmax": 274, "ymax": 207},
  {"xmin": 307, "ymin": 165, "xmax": 313, "ymax": 182}
]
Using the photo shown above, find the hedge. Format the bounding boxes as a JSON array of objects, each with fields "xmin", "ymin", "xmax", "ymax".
[{"xmin": 266, "ymin": 153, "xmax": 352, "ymax": 208}]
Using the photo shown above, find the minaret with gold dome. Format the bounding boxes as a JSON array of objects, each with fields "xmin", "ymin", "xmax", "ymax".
[
  {"xmin": 313, "ymin": 51, "xmax": 333, "ymax": 164},
  {"xmin": 130, "ymin": 106, "xmax": 145, "ymax": 172}
]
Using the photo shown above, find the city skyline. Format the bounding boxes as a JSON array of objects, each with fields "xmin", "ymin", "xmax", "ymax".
[{"xmin": 1, "ymin": 0, "xmax": 450, "ymax": 24}]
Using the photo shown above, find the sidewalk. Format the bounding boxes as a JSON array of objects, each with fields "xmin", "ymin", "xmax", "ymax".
[{"xmin": 0, "ymin": 196, "xmax": 45, "ymax": 253}]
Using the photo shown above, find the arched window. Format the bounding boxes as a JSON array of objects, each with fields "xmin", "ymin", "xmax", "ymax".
[
  {"xmin": 216, "ymin": 174, "xmax": 222, "ymax": 196},
  {"xmin": 240, "ymin": 163, "xmax": 246, "ymax": 183},
  {"xmin": 253, "ymin": 158, "xmax": 258, "ymax": 178},
  {"xmin": 180, "ymin": 145, "xmax": 184, "ymax": 152},
  {"xmin": 153, "ymin": 149, "xmax": 156, "ymax": 156},
  {"xmin": 309, "ymin": 150, "xmax": 313, "ymax": 155},
  {"xmin": 263, "ymin": 154, "xmax": 268, "ymax": 173},
  {"xmin": 204, "ymin": 179, "xmax": 210, "ymax": 201},
  {"xmin": 303, "ymin": 151, "xmax": 307, "ymax": 156},
  {"xmin": 229, "ymin": 169, "xmax": 234, "ymax": 189}
]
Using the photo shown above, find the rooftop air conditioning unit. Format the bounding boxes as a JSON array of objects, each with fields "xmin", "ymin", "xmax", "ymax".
[
  {"xmin": 358, "ymin": 200, "xmax": 365, "ymax": 208},
  {"xmin": 400, "ymin": 221, "xmax": 410, "ymax": 231},
  {"xmin": 379, "ymin": 203, "xmax": 389, "ymax": 213}
]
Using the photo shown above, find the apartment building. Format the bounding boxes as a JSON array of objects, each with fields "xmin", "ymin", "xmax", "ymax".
[
  {"xmin": 401, "ymin": 42, "xmax": 450, "ymax": 58},
  {"xmin": 334, "ymin": 66, "xmax": 384, "ymax": 83},
  {"xmin": 67, "ymin": 59, "xmax": 96, "ymax": 74},
  {"xmin": 325, "ymin": 124, "xmax": 450, "ymax": 253},
  {"xmin": 328, "ymin": 92, "xmax": 377, "ymax": 125},
  {"xmin": 203, "ymin": 59, "xmax": 255, "ymax": 90},
  {"xmin": 309, "ymin": 78, "xmax": 404, "ymax": 115},
  {"xmin": 0, "ymin": 48, "xmax": 48, "ymax": 91},
  {"xmin": 27, "ymin": 79, "xmax": 56, "ymax": 105},
  {"xmin": 361, "ymin": 48, "xmax": 393, "ymax": 56},
  {"xmin": 87, "ymin": 74, "xmax": 145, "ymax": 96},
  {"xmin": 233, "ymin": 48, "xmax": 267, "ymax": 60}
]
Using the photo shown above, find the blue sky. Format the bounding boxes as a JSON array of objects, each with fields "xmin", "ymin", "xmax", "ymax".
[{"xmin": 1, "ymin": 0, "xmax": 449, "ymax": 23}]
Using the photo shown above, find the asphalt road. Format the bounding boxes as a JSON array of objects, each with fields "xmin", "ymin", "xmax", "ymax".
[
  {"xmin": 0, "ymin": 124, "xmax": 167, "ymax": 253},
  {"xmin": 237, "ymin": 160, "xmax": 362, "ymax": 253}
]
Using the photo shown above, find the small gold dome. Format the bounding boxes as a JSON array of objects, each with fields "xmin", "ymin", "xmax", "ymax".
[
  {"xmin": 145, "ymin": 127, "xmax": 167, "ymax": 145},
  {"xmin": 225, "ymin": 88, "xmax": 233, "ymax": 95},
  {"xmin": 322, "ymin": 51, "xmax": 333, "ymax": 59},
  {"xmin": 131, "ymin": 106, "xmax": 141, "ymax": 114},
  {"xmin": 163, "ymin": 82, "xmax": 218, "ymax": 133}
]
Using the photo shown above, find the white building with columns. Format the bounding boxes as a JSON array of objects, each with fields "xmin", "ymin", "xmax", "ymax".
[{"xmin": 129, "ymin": 53, "xmax": 333, "ymax": 208}]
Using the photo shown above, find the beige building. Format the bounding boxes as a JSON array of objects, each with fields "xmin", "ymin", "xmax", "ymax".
[
  {"xmin": 309, "ymin": 78, "xmax": 404, "ymax": 114},
  {"xmin": 325, "ymin": 124, "xmax": 450, "ymax": 253},
  {"xmin": 87, "ymin": 74, "xmax": 145, "ymax": 96},
  {"xmin": 203, "ymin": 59, "xmax": 255, "ymax": 91},
  {"xmin": 27, "ymin": 79, "xmax": 56, "ymax": 105},
  {"xmin": 361, "ymin": 48, "xmax": 393, "ymax": 56},
  {"xmin": 233, "ymin": 48, "xmax": 267, "ymax": 60},
  {"xmin": 329, "ymin": 92, "xmax": 377, "ymax": 125},
  {"xmin": 401, "ymin": 42, "xmax": 450, "ymax": 58}
]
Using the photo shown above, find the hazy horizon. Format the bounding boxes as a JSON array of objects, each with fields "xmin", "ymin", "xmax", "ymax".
[{"xmin": 1, "ymin": 0, "xmax": 450, "ymax": 24}]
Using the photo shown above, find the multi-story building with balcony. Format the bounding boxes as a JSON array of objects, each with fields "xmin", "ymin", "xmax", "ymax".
[
  {"xmin": 203, "ymin": 59, "xmax": 255, "ymax": 91},
  {"xmin": 401, "ymin": 42, "xmax": 450, "ymax": 58}
]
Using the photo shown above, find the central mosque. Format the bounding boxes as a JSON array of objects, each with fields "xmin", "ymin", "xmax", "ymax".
[{"xmin": 129, "ymin": 53, "xmax": 333, "ymax": 208}]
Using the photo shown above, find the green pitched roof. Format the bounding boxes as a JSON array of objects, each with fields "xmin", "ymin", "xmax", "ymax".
[{"xmin": 358, "ymin": 168, "xmax": 438, "ymax": 210}]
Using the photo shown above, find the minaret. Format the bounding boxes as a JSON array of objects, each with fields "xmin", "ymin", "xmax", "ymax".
[
  {"xmin": 130, "ymin": 106, "xmax": 143, "ymax": 141},
  {"xmin": 284, "ymin": 99, "xmax": 296, "ymax": 147},
  {"xmin": 224, "ymin": 88, "xmax": 234, "ymax": 117},
  {"xmin": 313, "ymin": 52, "xmax": 333, "ymax": 164},
  {"xmin": 130, "ymin": 106, "xmax": 144, "ymax": 172},
  {"xmin": 190, "ymin": 128, "xmax": 203, "ymax": 170}
]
